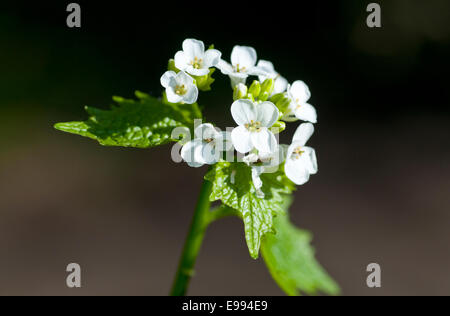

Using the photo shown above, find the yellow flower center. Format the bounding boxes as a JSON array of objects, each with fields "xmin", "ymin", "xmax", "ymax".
[
  {"xmin": 235, "ymin": 63, "xmax": 247, "ymax": 73},
  {"xmin": 190, "ymin": 56, "xmax": 203, "ymax": 69},
  {"xmin": 175, "ymin": 84, "xmax": 187, "ymax": 95},
  {"xmin": 244, "ymin": 120, "xmax": 262, "ymax": 132},
  {"xmin": 292, "ymin": 146, "xmax": 304, "ymax": 159},
  {"xmin": 295, "ymin": 98, "xmax": 301, "ymax": 110}
]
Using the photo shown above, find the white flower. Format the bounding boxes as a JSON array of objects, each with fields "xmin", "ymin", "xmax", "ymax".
[
  {"xmin": 230, "ymin": 99, "xmax": 279, "ymax": 154},
  {"xmin": 174, "ymin": 39, "xmax": 221, "ymax": 77},
  {"xmin": 282, "ymin": 80, "xmax": 317, "ymax": 123},
  {"xmin": 257, "ymin": 60, "xmax": 288, "ymax": 95},
  {"xmin": 243, "ymin": 146, "xmax": 286, "ymax": 174},
  {"xmin": 284, "ymin": 123, "xmax": 318, "ymax": 185},
  {"xmin": 180, "ymin": 123, "xmax": 232, "ymax": 168},
  {"xmin": 243, "ymin": 146, "xmax": 286, "ymax": 197},
  {"xmin": 217, "ymin": 45, "xmax": 267, "ymax": 87},
  {"xmin": 160, "ymin": 70, "xmax": 198, "ymax": 104}
]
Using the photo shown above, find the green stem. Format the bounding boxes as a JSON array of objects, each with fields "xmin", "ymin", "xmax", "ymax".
[
  {"xmin": 208, "ymin": 205, "xmax": 240, "ymax": 223},
  {"xmin": 170, "ymin": 175, "xmax": 213, "ymax": 296}
]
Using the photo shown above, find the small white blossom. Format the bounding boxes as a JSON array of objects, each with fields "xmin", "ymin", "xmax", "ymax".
[
  {"xmin": 174, "ymin": 39, "xmax": 221, "ymax": 77},
  {"xmin": 180, "ymin": 123, "xmax": 232, "ymax": 167},
  {"xmin": 230, "ymin": 99, "xmax": 279, "ymax": 154},
  {"xmin": 284, "ymin": 123, "xmax": 318, "ymax": 185},
  {"xmin": 217, "ymin": 45, "xmax": 267, "ymax": 87},
  {"xmin": 243, "ymin": 146, "xmax": 286, "ymax": 174},
  {"xmin": 282, "ymin": 80, "xmax": 317, "ymax": 123},
  {"xmin": 243, "ymin": 146, "xmax": 286, "ymax": 197},
  {"xmin": 160, "ymin": 70, "xmax": 198, "ymax": 104},
  {"xmin": 257, "ymin": 60, "xmax": 288, "ymax": 95}
]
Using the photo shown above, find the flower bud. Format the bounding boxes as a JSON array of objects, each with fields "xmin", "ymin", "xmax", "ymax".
[
  {"xmin": 269, "ymin": 93, "xmax": 284, "ymax": 104},
  {"xmin": 233, "ymin": 83, "xmax": 248, "ymax": 100},
  {"xmin": 248, "ymin": 80, "xmax": 261, "ymax": 98},
  {"xmin": 168, "ymin": 59, "xmax": 179, "ymax": 72},
  {"xmin": 270, "ymin": 120, "xmax": 286, "ymax": 134},
  {"xmin": 272, "ymin": 93, "xmax": 291, "ymax": 113},
  {"xmin": 258, "ymin": 92, "xmax": 268, "ymax": 101},
  {"xmin": 260, "ymin": 78, "xmax": 274, "ymax": 96},
  {"xmin": 278, "ymin": 98, "xmax": 291, "ymax": 113},
  {"xmin": 245, "ymin": 93, "xmax": 255, "ymax": 102}
]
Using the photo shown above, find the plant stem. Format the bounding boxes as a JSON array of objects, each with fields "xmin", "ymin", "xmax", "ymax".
[
  {"xmin": 208, "ymin": 205, "xmax": 240, "ymax": 223},
  {"xmin": 170, "ymin": 175, "xmax": 213, "ymax": 296}
]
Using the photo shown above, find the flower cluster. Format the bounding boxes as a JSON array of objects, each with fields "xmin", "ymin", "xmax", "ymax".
[{"xmin": 163, "ymin": 38, "xmax": 318, "ymax": 189}]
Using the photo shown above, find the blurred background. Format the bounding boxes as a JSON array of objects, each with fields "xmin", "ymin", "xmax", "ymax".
[{"xmin": 0, "ymin": 0, "xmax": 449, "ymax": 295}]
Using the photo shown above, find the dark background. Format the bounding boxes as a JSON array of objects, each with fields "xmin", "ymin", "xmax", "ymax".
[{"xmin": 0, "ymin": 0, "xmax": 449, "ymax": 295}]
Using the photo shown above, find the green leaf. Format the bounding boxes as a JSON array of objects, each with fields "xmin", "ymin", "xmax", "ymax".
[
  {"xmin": 261, "ymin": 198, "xmax": 340, "ymax": 296},
  {"xmin": 205, "ymin": 162, "xmax": 295, "ymax": 259},
  {"xmin": 54, "ymin": 91, "xmax": 199, "ymax": 148}
]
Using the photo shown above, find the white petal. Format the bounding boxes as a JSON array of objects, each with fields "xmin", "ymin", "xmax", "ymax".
[
  {"xmin": 292, "ymin": 123, "xmax": 314, "ymax": 146},
  {"xmin": 231, "ymin": 126, "xmax": 253, "ymax": 153},
  {"xmin": 256, "ymin": 101, "xmax": 279, "ymax": 127},
  {"xmin": 194, "ymin": 123, "xmax": 219, "ymax": 140},
  {"xmin": 257, "ymin": 60, "xmax": 275, "ymax": 75},
  {"xmin": 160, "ymin": 71, "xmax": 176, "ymax": 88},
  {"xmin": 166, "ymin": 89, "xmax": 183, "ymax": 104},
  {"xmin": 180, "ymin": 139, "xmax": 205, "ymax": 168},
  {"xmin": 182, "ymin": 85, "xmax": 198, "ymax": 104},
  {"xmin": 228, "ymin": 71, "xmax": 248, "ymax": 79},
  {"xmin": 302, "ymin": 146, "xmax": 318, "ymax": 174},
  {"xmin": 247, "ymin": 66, "xmax": 269, "ymax": 77},
  {"xmin": 199, "ymin": 142, "xmax": 220, "ymax": 165},
  {"xmin": 216, "ymin": 59, "xmax": 233, "ymax": 75},
  {"xmin": 182, "ymin": 38, "xmax": 205, "ymax": 59},
  {"xmin": 294, "ymin": 102, "xmax": 317, "ymax": 123},
  {"xmin": 258, "ymin": 75, "xmax": 269, "ymax": 83},
  {"xmin": 229, "ymin": 74, "xmax": 248, "ymax": 87},
  {"xmin": 257, "ymin": 60, "xmax": 284, "ymax": 90},
  {"xmin": 185, "ymin": 67, "xmax": 209, "ymax": 77},
  {"xmin": 288, "ymin": 80, "xmax": 311, "ymax": 103},
  {"xmin": 285, "ymin": 142, "xmax": 298, "ymax": 159},
  {"xmin": 231, "ymin": 99, "xmax": 256, "ymax": 125},
  {"xmin": 231, "ymin": 45, "xmax": 257, "ymax": 69},
  {"xmin": 203, "ymin": 49, "xmax": 221, "ymax": 68},
  {"xmin": 250, "ymin": 127, "xmax": 277, "ymax": 153},
  {"xmin": 285, "ymin": 159, "xmax": 310, "ymax": 185},
  {"xmin": 176, "ymin": 71, "xmax": 195, "ymax": 85},
  {"xmin": 273, "ymin": 76, "xmax": 288, "ymax": 94},
  {"xmin": 174, "ymin": 51, "xmax": 189, "ymax": 71}
]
